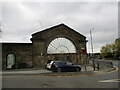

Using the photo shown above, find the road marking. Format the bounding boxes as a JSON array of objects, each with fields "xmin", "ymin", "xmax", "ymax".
[{"xmin": 99, "ymin": 79, "xmax": 120, "ymax": 83}]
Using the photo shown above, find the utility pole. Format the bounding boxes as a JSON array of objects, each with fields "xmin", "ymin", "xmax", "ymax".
[{"xmin": 90, "ymin": 28, "xmax": 95, "ymax": 71}]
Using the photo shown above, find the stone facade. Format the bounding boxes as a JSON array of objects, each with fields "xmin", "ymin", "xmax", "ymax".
[
  {"xmin": 2, "ymin": 23, "xmax": 87, "ymax": 69},
  {"xmin": 2, "ymin": 43, "xmax": 33, "ymax": 69}
]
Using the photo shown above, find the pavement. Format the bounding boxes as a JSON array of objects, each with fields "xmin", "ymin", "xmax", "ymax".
[{"xmin": 1, "ymin": 65, "xmax": 116, "ymax": 76}]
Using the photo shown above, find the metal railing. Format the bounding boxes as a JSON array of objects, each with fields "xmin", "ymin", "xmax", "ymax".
[{"xmin": 80, "ymin": 60, "xmax": 113, "ymax": 71}]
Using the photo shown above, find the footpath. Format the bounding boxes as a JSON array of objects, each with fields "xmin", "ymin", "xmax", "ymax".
[{"xmin": 1, "ymin": 65, "xmax": 117, "ymax": 77}]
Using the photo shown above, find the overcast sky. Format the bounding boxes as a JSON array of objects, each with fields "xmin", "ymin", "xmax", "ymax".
[{"xmin": 0, "ymin": 1, "xmax": 119, "ymax": 53}]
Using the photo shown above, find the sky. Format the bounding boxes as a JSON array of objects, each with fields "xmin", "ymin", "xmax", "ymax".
[{"xmin": 0, "ymin": 0, "xmax": 119, "ymax": 53}]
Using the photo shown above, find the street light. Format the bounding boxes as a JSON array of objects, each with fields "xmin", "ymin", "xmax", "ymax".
[
  {"xmin": 90, "ymin": 28, "xmax": 94, "ymax": 56},
  {"xmin": 90, "ymin": 28, "xmax": 95, "ymax": 71}
]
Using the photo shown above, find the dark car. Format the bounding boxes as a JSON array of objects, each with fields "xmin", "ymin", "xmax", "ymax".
[{"xmin": 51, "ymin": 61, "xmax": 81, "ymax": 72}]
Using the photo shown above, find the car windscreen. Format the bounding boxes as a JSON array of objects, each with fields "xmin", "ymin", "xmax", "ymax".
[
  {"xmin": 53, "ymin": 61, "xmax": 66, "ymax": 66},
  {"xmin": 66, "ymin": 62, "xmax": 73, "ymax": 65}
]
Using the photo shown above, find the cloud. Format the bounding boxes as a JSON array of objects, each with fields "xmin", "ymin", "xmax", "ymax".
[{"xmin": 0, "ymin": 2, "xmax": 118, "ymax": 53}]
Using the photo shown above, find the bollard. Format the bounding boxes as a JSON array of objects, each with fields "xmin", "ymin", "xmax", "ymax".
[
  {"xmin": 92, "ymin": 60, "xmax": 95, "ymax": 71},
  {"xmin": 97, "ymin": 63, "xmax": 100, "ymax": 70}
]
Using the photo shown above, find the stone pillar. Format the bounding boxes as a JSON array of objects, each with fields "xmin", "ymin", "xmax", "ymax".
[{"xmin": 32, "ymin": 40, "xmax": 47, "ymax": 68}]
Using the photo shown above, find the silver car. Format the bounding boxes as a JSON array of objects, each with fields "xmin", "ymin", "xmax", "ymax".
[{"xmin": 45, "ymin": 60, "xmax": 54, "ymax": 70}]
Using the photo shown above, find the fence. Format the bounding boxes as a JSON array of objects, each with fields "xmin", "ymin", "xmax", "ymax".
[{"xmin": 80, "ymin": 60, "xmax": 113, "ymax": 71}]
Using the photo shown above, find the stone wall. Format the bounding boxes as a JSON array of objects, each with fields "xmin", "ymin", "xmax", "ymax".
[
  {"xmin": 2, "ymin": 43, "xmax": 32, "ymax": 69},
  {"xmin": 31, "ymin": 24, "xmax": 87, "ymax": 68},
  {"xmin": 47, "ymin": 53, "xmax": 78, "ymax": 64},
  {"xmin": 2, "ymin": 23, "xmax": 87, "ymax": 69}
]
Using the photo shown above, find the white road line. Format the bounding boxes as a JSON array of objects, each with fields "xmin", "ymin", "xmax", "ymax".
[{"xmin": 99, "ymin": 79, "xmax": 120, "ymax": 83}]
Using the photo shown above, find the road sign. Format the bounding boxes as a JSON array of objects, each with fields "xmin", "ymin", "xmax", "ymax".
[{"xmin": 81, "ymin": 48, "xmax": 87, "ymax": 55}]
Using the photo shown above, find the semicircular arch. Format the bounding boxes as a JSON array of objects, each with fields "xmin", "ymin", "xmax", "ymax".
[{"xmin": 47, "ymin": 37, "xmax": 77, "ymax": 54}]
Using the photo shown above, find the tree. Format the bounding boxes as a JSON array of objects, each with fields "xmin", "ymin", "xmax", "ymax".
[
  {"xmin": 100, "ymin": 44, "xmax": 113, "ymax": 58},
  {"xmin": 115, "ymin": 38, "xmax": 120, "ymax": 50},
  {"xmin": 100, "ymin": 38, "xmax": 120, "ymax": 59},
  {"xmin": 114, "ymin": 38, "xmax": 120, "ymax": 59}
]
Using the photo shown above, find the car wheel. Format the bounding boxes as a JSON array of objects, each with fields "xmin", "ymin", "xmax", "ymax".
[
  {"xmin": 57, "ymin": 68, "xmax": 62, "ymax": 72},
  {"xmin": 75, "ymin": 67, "xmax": 80, "ymax": 72}
]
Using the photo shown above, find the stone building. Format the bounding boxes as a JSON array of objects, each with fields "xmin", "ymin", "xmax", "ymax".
[{"xmin": 2, "ymin": 23, "xmax": 87, "ymax": 70}]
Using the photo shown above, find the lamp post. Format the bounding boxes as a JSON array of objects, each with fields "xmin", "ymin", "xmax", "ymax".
[
  {"xmin": 90, "ymin": 28, "xmax": 95, "ymax": 71},
  {"xmin": 90, "ymin": 28, "xmax": 94, "ymax": 56}
]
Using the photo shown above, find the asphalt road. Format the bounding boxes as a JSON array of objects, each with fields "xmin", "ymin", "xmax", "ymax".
[{"xmin": 2, "ymin": 60, "xmax": 120, "ymax": 88}]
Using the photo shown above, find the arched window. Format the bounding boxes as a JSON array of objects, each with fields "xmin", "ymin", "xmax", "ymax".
[
  {"xmin": 6, "ymin": 53, "xmax": 15, "ymax": 69},
  {"xmin": 47, "ymin": 38, "xmax": 76, "ymax": 54}
]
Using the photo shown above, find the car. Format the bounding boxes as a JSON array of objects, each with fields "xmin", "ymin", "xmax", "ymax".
[
  {"xmin": 45, "ymin": 60, "xmax": 54, "ymax": 70},
  {"xmin": 51, "ymin": 61, "xmax": 81, "ymax": 72}
]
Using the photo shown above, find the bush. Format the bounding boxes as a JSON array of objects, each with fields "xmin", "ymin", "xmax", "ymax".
[{"xmin": 17, "ymin": 62, "xmax": 27, "ymax": 69}]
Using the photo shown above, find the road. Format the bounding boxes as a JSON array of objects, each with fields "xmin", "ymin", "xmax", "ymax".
[{"xmin": 2, "ymin": 60, "xmax": 119, "ymax": 88}]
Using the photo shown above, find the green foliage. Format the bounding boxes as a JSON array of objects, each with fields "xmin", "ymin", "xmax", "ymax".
[
  {"xmin": 115, "ymin": 38, "xmax": 120, "ymax": 50},
  {"xmin": 100, "ymin": 38, "xmax": 120, "ymax": 59}
]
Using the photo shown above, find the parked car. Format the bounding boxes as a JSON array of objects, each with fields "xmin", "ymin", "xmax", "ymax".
[
  {"xmin": 45, "ymin": 60, "xmax": 54, "ymax": 70},
  {"xmin": 51, "ymin": 61, "xmax": 81, "ymax": 72}
]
